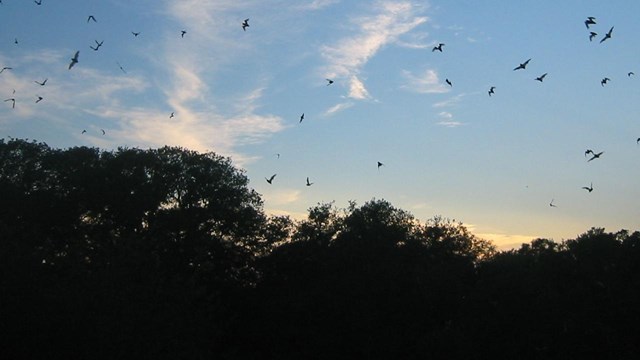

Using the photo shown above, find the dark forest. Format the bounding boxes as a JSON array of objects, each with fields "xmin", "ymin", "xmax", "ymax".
[{"xmin": 1, "ymin": 139, "xmax": 639, "ymax": 359}]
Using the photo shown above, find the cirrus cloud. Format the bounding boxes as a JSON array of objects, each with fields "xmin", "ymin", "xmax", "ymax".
[{"xmin": 321, "ymin": 1, "xmax": 428, "ymax": 100}]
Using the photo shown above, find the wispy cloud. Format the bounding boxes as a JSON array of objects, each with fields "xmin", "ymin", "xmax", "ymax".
[
  {"xmin": 108, "ymin": 0, "xmax": 288, "ymax": 163},
  {"xmin": 299, "ymin": 0, "xmax": 341, "ymax": 10},
  {"xmin": 2, "ymin": 1, "xmax": 428, "ymax": 161},
  {"xmin": 462, "ymin": 223, "xmax": 535, "ymax": 250},
  {"xmin": 324, "ymin": 101, "xmax": 354, "ymax": 116},
  {"xmin": 409, "ymin": 202, "xmax": 433, "ymax": 211},
  {"xmin": 263, "ymin": 189, "xmax": 303, "ymax": 206},
  {"xmin": 401, "ymin": 68, "xmax": 450, "ymax": 94},
  {"xmin": 21, "ymin": 49, "xmax": 67, "ymax": 66},
  {"xmin": 0, "ymin": 51, "xmax": 149, "ymax": 120},
  {"xmin": 396, "ymin": 29, "xmax": 431, "ymax": 49},
  {"xmin": 321, "ymin": 1, "xmax": 427, "ymax": 99},
  {"xmin": 72, "ymin": 69, "xmax": 149, "ymax": 105},
  {"xmin": 264, "ymin": 208, "xmax": 309, "ymax": 221},
  {"xmin": 1, "ymin": 2, "xmax": 288, "ymax": 165},
  {"xmin": 168, "ymin": 0, "xmax": 247, "ymax": 34},
  {"xmin": 438, "ymin": 111, "xmax": 453, "ymax": 120},
  {"xmin": 348, "ymin": 76, "xmax": 371, "ymax": 100},
  {"xmin": 436, "ymin": 111, "xmax": 463, "ymax": 127},
  {"xmin": 91, "ymin": 98, "xmax": 285, "ymax": 162},
  {"xmin": 433, "ymin": 93, "xmax": 465, "ymax": 108},
  {"xmin": 436, "ymin": 121, "xmax": 462, "ymax": 128},
  {"xmin": 475, "ymin": 232, "xmax": 537, "ymax": 250}
]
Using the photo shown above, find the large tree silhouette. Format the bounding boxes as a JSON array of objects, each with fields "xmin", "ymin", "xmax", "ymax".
[
  {"xmin": 0, "ymin": 139, "xmax": 267, "ymax": 358},
  {"xmin": 463, "ymin": 229, "xmax": 640, "ymax": 359},
  {"xmin": 2, "ymin": 138, "xmax": 639, "ymax": 359},
  {"xmin": 245, "ymin": 200, "xmax": 496, "ymax": 359}
]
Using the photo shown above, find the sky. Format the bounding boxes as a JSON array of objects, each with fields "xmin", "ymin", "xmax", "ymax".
[{"xmin": 1, "ymin": 0, "xmax": 639, "ymax": 249}]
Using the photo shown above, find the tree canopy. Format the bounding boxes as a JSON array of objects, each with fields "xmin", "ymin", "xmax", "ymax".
[{"xmin": 1, "ymin": 138, "xmax": 639, "ymax": 359}]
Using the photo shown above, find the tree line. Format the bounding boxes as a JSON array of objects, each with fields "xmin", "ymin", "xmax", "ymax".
[{"xmin": 1, "ymin": 138, "xmax": 639, "ymax": 359}]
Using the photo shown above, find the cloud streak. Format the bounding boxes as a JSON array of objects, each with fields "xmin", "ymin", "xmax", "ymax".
[
  {"xmin": 95, "ymin": 0, "xmax": 288, "ymax": 164},
  {"xmin": 299, "ymin": 0, "xmax": 341, "ymax": 10},
  {"xmin": 263, "ymin": 188, "xmax": 303, "ymax": 206},
  {"xmin": 401, "ymin": 69, "xmax": 450, "ymax": 94},
  {"xmin": 321, "ymin": 1, "xmax": 427, "ymax": 100},
  {"xmin": 433, "ymin": 93, "xmax": 466, "ymax": 108},
  {"xmin": 2, "ymin": 1, "xmax": 428, "ymax": 164},
  {"xmin": 324, "ymin": 101, "xmax": 354, "ymax": 116},
  {"xmin": 1, "ymin": 1, "xmax": 288, "ymax": 166},
  {"xmin": 348, "ymin": 76, "xmax": 371, "ymax": 100},
  {"xmin": 436, "ymin": 111, "xmax": 463, "ymax": 127}
]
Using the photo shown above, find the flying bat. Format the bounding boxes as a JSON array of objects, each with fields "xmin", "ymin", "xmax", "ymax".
[
  {"xmin": 116, "ymin": 61, "xmax": 127, "ymax": 74},
  {"xmin": 587, "ymin": 151, "xmax": 604, "ymax": 162},
  {"xmin": 513, "ymin": 58, "xmax": 531, "ymax": 71},
  {"xmin": 432, "ymin": 43, "xmax": 445, "ymax": 52},
  {"xmin": 265, "ymin": 174, "xmax": 276, "ymax": 184},
  {"xmin": 90, "ymin": 40, "xmax": 103, "ymax": 51},
  {"xmin": 600, "ymin": 27, "xmax": 613, "ymax": 43},
  {"xmin": 68, "ymin": 51, "xmax": 79, "ymax": 69},
  {"xmin": 585, "ymin": 17, "xmax": 596, "ymax": 29}
]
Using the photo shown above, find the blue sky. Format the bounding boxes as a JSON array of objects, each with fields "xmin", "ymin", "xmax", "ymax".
[{"xmin": 2, "ymin": 0, "xmax": 639, "ymax": 248}]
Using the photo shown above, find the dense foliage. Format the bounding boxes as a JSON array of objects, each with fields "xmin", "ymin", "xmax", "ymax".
[{"xmin": 1, "ymin": 139, "xmax": 639, "ymax": 359}]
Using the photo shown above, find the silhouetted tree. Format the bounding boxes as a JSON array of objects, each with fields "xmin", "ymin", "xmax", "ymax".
[
  {"xmin": 461, "ymin": 229, "xmax": 640, "ymax": 359},
  {"xmin": 3, "ymin": 138, "xmax": 640, "ymax": 359},
  {"xmin": 246, "ymin": 200, "xmax": 495, "ymax": 359},
  {"xmin": 0, "ymin": 139, "xmax": 268, "ymax": 358}
]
